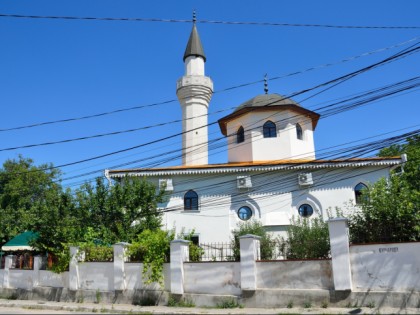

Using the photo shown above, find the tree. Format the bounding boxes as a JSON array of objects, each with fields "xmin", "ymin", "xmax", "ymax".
[
  {"xmin": 349, "ymin": 175, "xmax": 419, "ymax": 243},
  {"xmin": 349, "ymin": 136, "xmax": 420, "ymax": 243},
  {"xmin": 378, "ymin": 135, "xmax": 419, "ymax": 190},
  {"xmin": 0, "ymin": 156, "xmax": 62, "ymax": 245},
  {"xmin": 74, "ymin": 176, "xmax": 166, "ymax": 244}
]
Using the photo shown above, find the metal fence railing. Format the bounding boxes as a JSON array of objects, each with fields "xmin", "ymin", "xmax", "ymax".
[{"xmin": 195, "ymin": 242, "xmax": 237, "ymax": 262}]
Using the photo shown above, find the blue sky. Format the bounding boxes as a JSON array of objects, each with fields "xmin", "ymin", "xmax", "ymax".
[{"xmin": 0, "ymin": 0, "xmax": 419, "ymax": 189}]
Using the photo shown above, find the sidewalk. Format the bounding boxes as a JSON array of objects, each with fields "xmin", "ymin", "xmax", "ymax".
[{"xmin": 0, "ymin": 299, "xmax": 419, "ymax": 314}]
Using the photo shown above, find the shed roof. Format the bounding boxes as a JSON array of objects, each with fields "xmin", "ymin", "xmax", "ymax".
[{"xmin": 1, "ymin": 231, "xmax": 38, "ymax": 251}]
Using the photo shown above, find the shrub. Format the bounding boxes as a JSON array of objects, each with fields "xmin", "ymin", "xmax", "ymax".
[
  {"xmin": 128, "ymin": 229, "xmax": 174, "ymax": 285},
  {"xmin": 282, "ymin": 215, "xmax": 330, "ymax": 259},
  {"xmin": 231, "ymin": 220, "xmax": 275, "ymax": 261}
]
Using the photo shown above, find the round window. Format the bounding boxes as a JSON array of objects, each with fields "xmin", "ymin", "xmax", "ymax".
[
  {"xmin": 237, "ymin": 206, "xmax": 252, "ymax": 221},
  {"xmin": 298, "ymin": 204, "xmax": 313, "ymax": 218}
]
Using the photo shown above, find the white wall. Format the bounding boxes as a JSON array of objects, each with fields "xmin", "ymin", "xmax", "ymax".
[
  {"xmin": 78, "ymin": 262, "xmax": 114, "ymax": 291},
  {"xmin": 38, "ymin": 271, "xmax": 68, "ymax": 288},
  {"xmin": 8, "ymin": 270, "xmax": 34, "ymax": 290},
  {"xmin": 0, "ymin": 270, "xmax": 4, "ymax": 285},
  {"xmin": 183, "ymin": 262, "xmax": 241, "ymax": 295},
  {"xmin": 350, "ymin": 242, "xmax": 420, "ymax": 291},
  {"xmin": 256, "ymin": 260, "xmax": 333, "ymax": 290},
  {"xmin": 226, "ymin": 110, "xmax": 316, "ymax": 163},
  {"xmin": 125, "ymin": 263, "xmax": 170, "ymax": 291},
  {"xmin": 156, "ymin": 165, "xmax": 390, "ymax": 244}
]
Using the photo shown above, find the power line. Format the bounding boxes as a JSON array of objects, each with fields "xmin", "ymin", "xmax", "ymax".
[
  {"xmin": 6, "ymin": 44, "xmax": 419, "ymax": 178},
  {"xmin": 1, "ymin": 36, "xmax": 418, "ymax": 133},
  {"xmin": 0, "ymin": 13, "xmax": 419, "ymax": 29}
]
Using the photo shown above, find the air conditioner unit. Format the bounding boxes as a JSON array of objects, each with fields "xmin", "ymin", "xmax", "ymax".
[
  {"xmin": 237, "ymin": 175, "xmax": 252, "ymax": 189},
  {"xmin": 298, "ymin": 173, "xmax": 313, "ymax": 186},
  {"xmin": 159, "ymin": 179, "xmax": 173, "ymax": 191}
]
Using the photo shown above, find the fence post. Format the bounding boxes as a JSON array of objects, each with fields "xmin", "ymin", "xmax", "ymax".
[
  {"xmin": 69, "ymin": 246, "xmax": 80, "ymax": 291},
  {"xmin": 32, "ymin": 255, "xmax": 43, "ymax": 288},
  {"xmin": 328, "ymin": 218, "xmax": 352, "ymax": 291},
  {"xmin": 239, "ymin": 234, "xmax": 261, "ymax": 291},
  {"xmin": 170, "ymin": 239, "xmax": 190, "ymax": 295},
  {"xmin": 2, "ymin": 255, "xmax": 14, "ymax": 288},
  {"xmin": 113, "ymin": 242, "xmax": 129, "ymax": 291}
]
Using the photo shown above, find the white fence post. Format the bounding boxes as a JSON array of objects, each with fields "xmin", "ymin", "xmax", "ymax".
[
  {"xmin": 113, "ymin": 242, "xmax": 129, "ymax": 291},
  {"xmin": 170, "ymin": 240, "xmax": 190, "ymax": 295},
  {"xmin": 328, "ymin": 218, "xmax": 352, "ymax": 291},
  {"xmin": 33, "ymin": 255, "xmax": 43, "ymax": 288},
  {"xmin": 239, "ymin": 234, "xmax": 261, "ymax": 291},
  {"xmin": 3, "ymin": 255, "xmax": 14, "ymax": 288},
  {"xmin": 69, "ymin": 246, "xmax": 80, "ymax": 291}
]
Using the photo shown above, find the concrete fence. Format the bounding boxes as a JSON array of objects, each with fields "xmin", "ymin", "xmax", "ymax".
[{"xmin": 0, "ymin": 219, "xmax": 419, "ymax": 308}]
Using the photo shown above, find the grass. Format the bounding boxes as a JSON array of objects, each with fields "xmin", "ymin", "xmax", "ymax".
[
  {"xmin": 286, "ymin": 300, "xmax": 294, "ymax": 308},
  {"xmin": 167, "ymin": 295, "xmax": 195, "ymax": 307},
  {"xmin": 216, "ymin": 298, "xmax": 241, "ymax": 309},
  {"xmin": 303, "ymin": 300, "xmax": 312, "ymax": 308}
]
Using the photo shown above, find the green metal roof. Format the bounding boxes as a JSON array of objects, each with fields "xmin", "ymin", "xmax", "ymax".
[{"xmin": 1, "ymin": 231, "xmax": 38, "ymax": 251}]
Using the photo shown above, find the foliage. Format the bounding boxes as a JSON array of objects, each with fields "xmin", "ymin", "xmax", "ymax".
[
  {"xmin": 378, "ymin": 135, "xmax": 420, "ymax": 190},
  {"xmin": 74, "ymin": 176, "xmax": 166, "ymax": 244},
  {"xmin": 282, "ymin": 215, "xmax": 330, "ymax": 259},
  {"xmin": 128, "ymin": 229, "xmax": 174, "ymax": 285},
  {"xmin": 167, "ymin": 295, "xmax": 195, "ymax": 307},
  {"xmin": 177, "ymin": 228, "xmax": 204, "ymax": 262},
  {"xmin": 231, "ymin": 220, "xmax": 275, "ymax": 261},
  {"xmin": 216, "ymin": 298, "xmax": 240, "ymax": 309},
  {"xmin": 48, "ymin": 249, "xmax": 71, "ymax": 273},
  {"xmin": 0, "ymin": 156, "xmax": 62, "ymax": 245},
  {"xmin": 79, "ymin": 244, "xmax": 114, "ymax": 262},
  {"xmin": 349, "ymin": 175, "xmax": 419, "ymax": 243}
]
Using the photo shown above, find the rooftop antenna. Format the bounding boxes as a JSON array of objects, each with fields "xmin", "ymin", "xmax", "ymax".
[{"xmin": 264, "ymin": 74, "xmax": 269, "ymax": 94}]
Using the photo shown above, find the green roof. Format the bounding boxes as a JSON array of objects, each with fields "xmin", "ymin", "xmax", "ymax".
[{"xmin": 1, "ymin": 231, "xmax": 39, "ymax": 251}]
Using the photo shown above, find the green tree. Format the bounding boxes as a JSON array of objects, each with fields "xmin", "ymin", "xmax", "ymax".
[
  {"xmin": 74, "ymin": 176, "xmax": 165, "ymax": 244},
  {"xmin": 348, "ymin": 136, "xmax": 420, "ymax": 243},
  {"xmin": 0, "ymin": 156, "xmax": 62, "ymax": 245},
  {"xmin": 378, "ymin": 135, "xmax": 420, "ymax": 190},
  {"xmin": 349, "ymin": 175, "xmax": 419, "ymax": 243}
]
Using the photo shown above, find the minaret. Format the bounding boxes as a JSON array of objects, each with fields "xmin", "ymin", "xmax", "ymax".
[{"xmin": 176, "ymin": 13, "xmax": 213, "ymax": 166}]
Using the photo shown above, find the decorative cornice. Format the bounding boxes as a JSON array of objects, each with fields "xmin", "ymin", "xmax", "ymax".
[{"xmin": 107, "ymin": 157, "xmax": 401, "ymax": 178}]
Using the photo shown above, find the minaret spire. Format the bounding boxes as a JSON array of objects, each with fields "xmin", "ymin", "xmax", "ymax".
[
  {"xmin": 264, "ymin": 74, "xmax": 269, "ymax": 94},
  {"xmin": 176, "ymin": 14, "xmax": 214, "ymax": 166},
  {"xmin": 183, "ymin": 12, "xmax": 206, "ymax": 62}
]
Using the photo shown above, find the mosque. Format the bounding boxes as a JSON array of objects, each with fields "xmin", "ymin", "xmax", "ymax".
[{"xmin": 105, "ymin": 20, "xmax": 402, "ymax": 243}]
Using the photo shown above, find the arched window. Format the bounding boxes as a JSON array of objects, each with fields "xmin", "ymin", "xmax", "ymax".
[
  {"xmin": 298, "ymin": 204, "xmax": 313, "ymax": 218},
  {"xmin": 263, "ymin": 121, "xmax": 277, "ymax": 138},
  {"xmin": 184, "ymin": 190, "xmax": 198, "ymax": 210},
  {"xmin": 354, "ymin": 183, "xmax": 368, "ymax": 204},
  {"xmin": 296, "ymin": 123, "xmax": 303, "ymax": 140},
  {"xmin": 237, "ymin": 206, "xmax": 252, "ymax": 221},
  {"xmin": 237, "ymin": 126, "xmax": 245, "ymax": 144}
]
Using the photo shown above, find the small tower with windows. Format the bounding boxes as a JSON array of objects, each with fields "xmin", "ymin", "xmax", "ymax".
[
  {"xmin": 176, "ymin": 14, "xmax": 213, "ymax": 166},
  {"xmin": 218, "ymin": 93, "xmax": 320, "ymax": 162}
]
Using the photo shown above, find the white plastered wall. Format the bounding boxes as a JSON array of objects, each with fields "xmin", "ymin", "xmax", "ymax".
[{"xmin": 226, "ymin": 110, "xmax": 315, "ymax": 162}]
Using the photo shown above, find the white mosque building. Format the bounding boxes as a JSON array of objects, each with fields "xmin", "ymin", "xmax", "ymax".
[{"xmin": 105, "ymin": 21, "xmax": 402, "ymax": 243}]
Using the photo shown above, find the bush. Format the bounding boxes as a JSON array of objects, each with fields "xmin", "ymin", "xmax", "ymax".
[
  {"xmin": 177, "ymin": 229, "xmax": 204, "ymax": 262},
  {"xmin": 128, "ymin": 229, "xmax": 174, "ymax": 285},
  {"xmin": 282, "ymin": 215, "xmax": 330, "ymax": 259},
  {"xmin": 231, "ymin": 220, "xmax": 275, "ymax": 261},
  {"xmin": 80, "ymin": 245, "xmax": 113, "ymax": 262}
]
